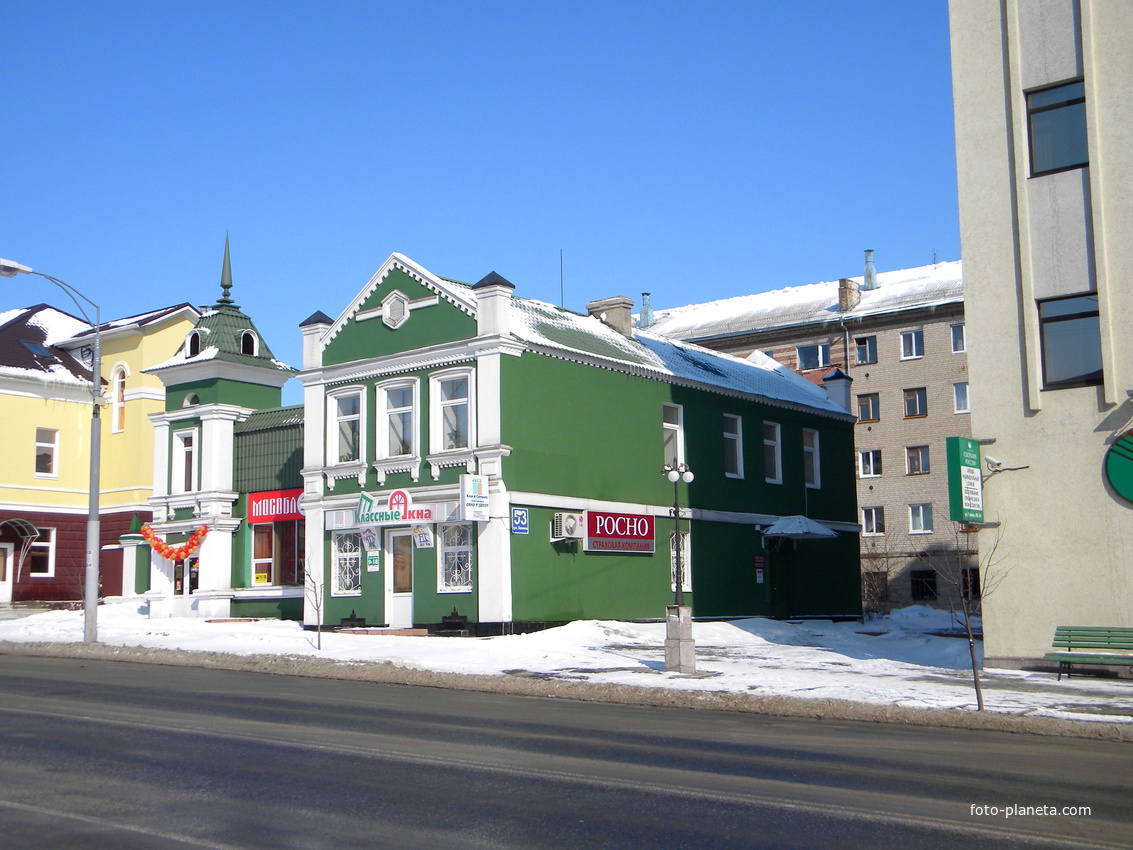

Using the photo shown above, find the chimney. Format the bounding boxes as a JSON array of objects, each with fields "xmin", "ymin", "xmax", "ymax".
[
  {"xmin": 639, "ymin": 292, "xmax": 654, "ymax": 328},
  {"xmin": 822, "ymin": 368, "xmax": 853, "ymax": 413},
  {"xmin": 473, "ymin": 271, "xmax": 515, "ymax": 337},
  {"xmin": 838, "ymin": 278, "xmax": 860, "ymax": 312},
  {"xmin": 861, "ymin": 249, "xmax": 879, "ymax": 291},
  {"xmin": 586, "ymin": 296, "xmax": 635, "ymax": 338},
  {"xmin": 299, "ymin": 310, "xmax": 333, "ymax": 370}
]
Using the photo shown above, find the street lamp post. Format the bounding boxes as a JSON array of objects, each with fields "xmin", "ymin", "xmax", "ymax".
[
  {"xmin": 1, "ymin": 258, "xmax": 103, "ymax": 643},
  {"xmin": 662, "ymin": 458, "xmax": 695, "ymax": 673}
]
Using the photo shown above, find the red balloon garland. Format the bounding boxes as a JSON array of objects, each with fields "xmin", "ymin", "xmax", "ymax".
[{"xmin": 140, "ymin": 524, "xmax": 209, "ymax": 561}]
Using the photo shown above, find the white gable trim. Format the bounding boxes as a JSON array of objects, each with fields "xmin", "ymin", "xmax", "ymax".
[{"xmin": 323, "ymin": 253, "xmax": 478, "ymax": 346}]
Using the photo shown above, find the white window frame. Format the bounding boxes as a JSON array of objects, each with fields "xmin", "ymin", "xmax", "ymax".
[
  {"xmin": 906, "ymin": 445, "xmax": 930, "ymax": 475},
  {"xmin": 862, "ymin": 507, "xmax": 885, "ymax": 536},
  {"xmin": 796, "ymin": 343, "xmax": 832, "ymax": 371},
  {"xmin": 663, "ymin": 403, "xmax": 685, "ymax": 466},
  {"xmin": 378, "ymin": 378, "xmax": 419, "ymax": 459},
  {"xmin": 954, "ymin": 381, "xmax": 970, "ymax": 414},
  {"xmin": 909, "ymin": 503, "xmax": 934, "ymax": 534},
  {"xmin": 28, "ymin": 527, "xmax": 56, "ymax": 577},
  {"xmin": 803, "ymin": 428, "xmax": 820, "ymax": 489},
  {"xmin": 900, "ymin": 329, "xmax": 925, "ymax": 360},
  {"xmin": 429, "ymin": 369, "xmax": 476, "ymax": 454},
  {"xmin": 951, "ymin": 323, "xmax": 966, "ymax": 353},
  {"xmin": 859, "ymin": 449, "xmax": 882, "ymax": 478},
  {"xmin": 763, "ymin": 421, "xmax": 782, "ymax": 485},
  {"xmin": 438, "ymin": 522, "xmax": 473, "ymax": 592},
  {"xmin": 111, "ymin": 366, "xmax": 128, "ymax": 433},
  {"xmin": 34, "ymin": 428, "xmax": 58, "ymax": 478},
  {"xmin": 172, "ymin": 428, "xmax": 199, "ymax": 494},
  {"xmin": 327, "ymin": 387, "xmax": 366, "ymax": 466},
  {"xmin": 240, "ymin": 330, "xmax": 259, "ymax": 356},
  {"xmin": 723, "ymin": 414, "xmax": 743, "ymax": 479},
  {"xmin": 331, "ymin": 531, "xmax": 362, "ymax": 596}
]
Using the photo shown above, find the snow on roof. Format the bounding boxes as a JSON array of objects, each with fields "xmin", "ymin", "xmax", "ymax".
[
  {"xmin": 648, "ymin": 260, "xmax": 963, "ymax": 341},
  {"xmin": 509, "ymin": 297, "xmax": 851, "ymax": 418},
  {"xmin": 27, "ymin": 307, "xmax": 92, "ymax": 345},
  {"xmin": 64, "ymin": 304, "xmax": 198, "ymax": 341}
]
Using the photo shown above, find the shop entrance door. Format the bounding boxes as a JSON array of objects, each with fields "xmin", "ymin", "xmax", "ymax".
[
  {"xmin": 0, "ymin": 544, "xmax": 12, "ymax": 604},
  {"xmin": 385, "ymin": 530, "xmax": 414, "ymax": 628}
]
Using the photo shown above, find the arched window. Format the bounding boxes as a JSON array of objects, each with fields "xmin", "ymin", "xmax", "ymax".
[
  {"xmin": 187, "ymin": 331, "xmax": 201, "ymax": 358},
  {"xmin": 241, "ymin": 330, "xmax": 258, "ymax": 356},
  {"xmin": 182, "ymin": 393, "xmax": 199, "ymax": 408},
  {"xmin": 112, "ymin": 367, "xmax": 127, "ymax": 432}
]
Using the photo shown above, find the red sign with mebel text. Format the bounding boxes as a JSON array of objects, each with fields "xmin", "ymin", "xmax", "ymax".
[
  {"xmin": 585, "ymin": 511, "xmax": 655, "ymax": 553},
  {"xmin": 248, "ymin": 488, "xmax": 305, "ymax": 524}
]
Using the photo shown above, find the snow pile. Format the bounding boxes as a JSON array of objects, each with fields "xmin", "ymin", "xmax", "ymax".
[{"xmin": 0, "ymin": 600, "xmax": 1128, "ymax": 725}]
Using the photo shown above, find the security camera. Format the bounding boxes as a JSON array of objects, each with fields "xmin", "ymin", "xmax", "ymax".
[{"xmin": 985, "ymin": 456, "xmax": 1003, "ymax": 470}]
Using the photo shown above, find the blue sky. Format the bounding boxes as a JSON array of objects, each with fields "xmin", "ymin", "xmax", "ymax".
[{"xmin": 3, "ymin": 1, "xmax": 957, "ymax": 403}]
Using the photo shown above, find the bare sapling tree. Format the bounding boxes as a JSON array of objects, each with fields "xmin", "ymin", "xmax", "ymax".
[
  {"xmin": 922, "ymin": 521, "xmax": 1008, "ymax": 711},
  {"xmin": 860, "ymin": 534, "xmax": 901, "ymax": 620},
  {"xmin": 305, "ymin": 566, "xmax": 324, "ymax": 651}
]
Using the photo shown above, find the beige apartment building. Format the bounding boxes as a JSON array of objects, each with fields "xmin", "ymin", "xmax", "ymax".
[
  {"xmin": 648, "ymin": 256, "xmax": 974, "ymax": 613},
  {"xmin": 950, "ymin": 0, "xmax": 1133, "ymax": 665}
]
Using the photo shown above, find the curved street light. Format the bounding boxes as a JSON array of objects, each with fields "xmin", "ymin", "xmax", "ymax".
[{"xmin": 1, "ymin": 258, "xmax": 103, "ymax": 643}]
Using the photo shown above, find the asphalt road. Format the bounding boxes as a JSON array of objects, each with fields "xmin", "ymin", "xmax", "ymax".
[{"xmin": 0, "ymin": 655, "xmax": 1128, "ymax": 849}]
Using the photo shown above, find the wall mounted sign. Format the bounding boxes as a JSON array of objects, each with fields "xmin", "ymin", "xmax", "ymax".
[
  {"xmin": 946, "ymin": 437, "xmax": 984, "ymax": 523},
  {"xmin": 1105, "ymin": 431, "xmax": 1133, "ymax": 502},
  {"xmin": 356, "ymin": 489, "xmax": 436, "ymax": 526},
  {"xmin": 585, "ymin": 511, "xmax": 655, "ymax": 553},
  {"xmin": 511, "ymin": 507, "xmax": 530, "ymax": 535},
  {"xmin": 460, "ymin": 474, "xmax": 490, "ymax": 522},
  {"xmin": 248, "ymin": 488, "xmax": 304, "ymax": 524}
]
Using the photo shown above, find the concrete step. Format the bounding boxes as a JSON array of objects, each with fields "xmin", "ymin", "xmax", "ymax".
[{"xmin": 0, "ymin": 603, "xmax": 52, "ymax": 622}]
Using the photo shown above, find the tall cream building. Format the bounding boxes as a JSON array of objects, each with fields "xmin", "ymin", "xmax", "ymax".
[{"xmin": 949, "ymin": 0, "xmax": 1133, "ymax": 665}]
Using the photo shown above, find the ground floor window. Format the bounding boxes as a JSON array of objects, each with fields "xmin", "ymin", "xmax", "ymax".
[
  {"xmin": 910, "ymin": 569, "xmax": 938, "ymax": 601},
  {"xmin": 438, "ymin": 523, "xmax": 473, "ymax": 591},
  {"xmin": 251, "ymin": 520, "xmax": 305, "ymax": 586},
  {"xmin": 332, "ymin": 531, "xmax": 362, "ymax": 595},
  {"xmin": 962, "ymin": 566, "xmax": 981, "ymax": 601},
  {"xmin": 29, "ymin": 528, "xmax": 55, "ymax": 576}
]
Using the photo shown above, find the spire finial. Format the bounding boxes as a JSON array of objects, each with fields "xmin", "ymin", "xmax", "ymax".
[{"xmin": 219, "ymin": 233, "xmax": 234, "ymax": 305}]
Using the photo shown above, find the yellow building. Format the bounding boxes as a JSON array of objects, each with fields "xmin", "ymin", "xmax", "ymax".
[{"xmin": 0, "ymin": 303, "xmax": 198, "ymax": 603}]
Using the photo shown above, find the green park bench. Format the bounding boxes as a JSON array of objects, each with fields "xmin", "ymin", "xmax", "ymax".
[{"xmin": 1043, "ymin": 626, "xmax": 1133, "ymax": 680}]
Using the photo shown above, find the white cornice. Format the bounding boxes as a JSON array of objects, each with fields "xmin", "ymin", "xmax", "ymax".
[
  {"xmin": 147, "ymin": 358, "xmax": 293, "ymax": 389},
  {"xmin": 0, "ymin": 373, "xmax": 91, "ymax": 404},
  {"xmin": 150, "ymin": 404, "xmax": 254, "ymax": 426},
  {"xmin": 302, "ymin": 339, "xmax": 483, "ymax": 388}
]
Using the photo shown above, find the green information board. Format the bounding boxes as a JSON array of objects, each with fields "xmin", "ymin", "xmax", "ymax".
[{"xmin": 946, "ymin": 436, "xmax": 984, "ymax": 523}]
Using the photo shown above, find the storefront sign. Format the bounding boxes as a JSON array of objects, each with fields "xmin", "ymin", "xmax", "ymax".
[
  {"xmin": 413, "ymin": 524, "xmax": 434, "ymax": 548},
  {"xmin": 460, "ymin": 474, "xmax": 490, "ymax": 522},
  {"xmin": 356, "ymin": 489, "xmax": 436, "ymax": 526},
  {"xmin": 585, "ymin": 511, "xmax": 655, "ymax": 552},
  {"xmin": 248, "ymin": 488, "xmax": 304, "ymax": 524},
  {"xmin": 1105, "ymin": 431, "xmax": 1133, "ymax": 502},
  {"xmin": 946, "ymin": 437, "xmax": 984, "ymax": 523}
]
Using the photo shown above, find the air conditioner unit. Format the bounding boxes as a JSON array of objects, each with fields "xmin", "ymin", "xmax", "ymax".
[{"xmin": 551, "ymin": 512, "xmax": 586, "ymax": 541}]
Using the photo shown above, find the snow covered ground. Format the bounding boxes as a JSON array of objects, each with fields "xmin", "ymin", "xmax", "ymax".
[{"xmin": 2, "ymin": 600, "xmax": 1131, "ymax": 726}]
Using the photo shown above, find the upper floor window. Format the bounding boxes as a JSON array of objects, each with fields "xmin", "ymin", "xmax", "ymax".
[
  {"xmin": 763, "ymin": 421, "xmax": 782, "ymax": 484},
  {"xmin": 382, "ymin": 381, "xmax": 418, "ymax": 458},
  {"xmin": 723, "ymin": 414, "xmax": 743, "ymax": 479},
  {"xmin": 186, "ymin": 330, "xmax": 202, "ymax": 358},
  {"xmin": 663, "ymin": 404, "xmax": 684, "ymax": 466},
  {"xmin": 909, "ymin": 503, "xmax": 934, "ymax": 534},
  {"xmin": 859, "ymin": 449, "xmax": 882, "ymax": 478},
  {"xmin": 35, "ymin": 428, "xmax": 57, "ymax": 476},
  {"xmin": 803, "ymin": 428, "xmax": 820, "ymax": 489},
  {"xmin": 856, "ymin": 336, "xmax": 877, "ymax": 365},
  {"xmin": 430, "ymin": 371, "xmax": 474, "ymax": 453},
  {"xmin": 906, "ymin": 445, "xmax": 930, "ymax": 475},
  {"xmin": 1028, "ymin": 80, "xmax": 1087, "ymax": 176},
  {"xmin": 954, "ymin": 382, "xmax": 970, "ymax": 413},
  {"xmin": 329, "ymin": 390, "xmax": 363, "ymax": 464},
  {"xmin": 857, "ymin": 393, "xmax": 880, "ymax": 423},
  {"xmin": 112, "ymin": 367, "xmax": 127, "ymax": 432},
  {"xmin": 240, "ymin": 330, "xmax": 258, "ymax": 356},
  {"xmin": 951, "ymin": 324, "xmax": 966, "ymax": 353},
  {"xmin": 1038, "ymin": 294, "xmax": 1103, "ymax": 389},
  {"xmin": 900, "ymin": 330, "xmax": 924, "ymax": 360},
  {"xmin": 861, "ymin": 506, "xmax": 885, "ymax": 536},
  {"xmin": 904, "ymin": 387, "xmax": 928, "ymax": 418},
  {"xmin": 172, "ymin": 429, "xmax": 198, "ymax": 493},
  {"xmin": 797, "ymin": 343, "xmax": 831, "ymax": 371}
]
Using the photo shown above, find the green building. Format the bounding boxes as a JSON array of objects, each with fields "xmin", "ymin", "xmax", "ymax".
[{"xmin": 297, "ymin": 253, "xmax": 861, "ymax": 631}]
